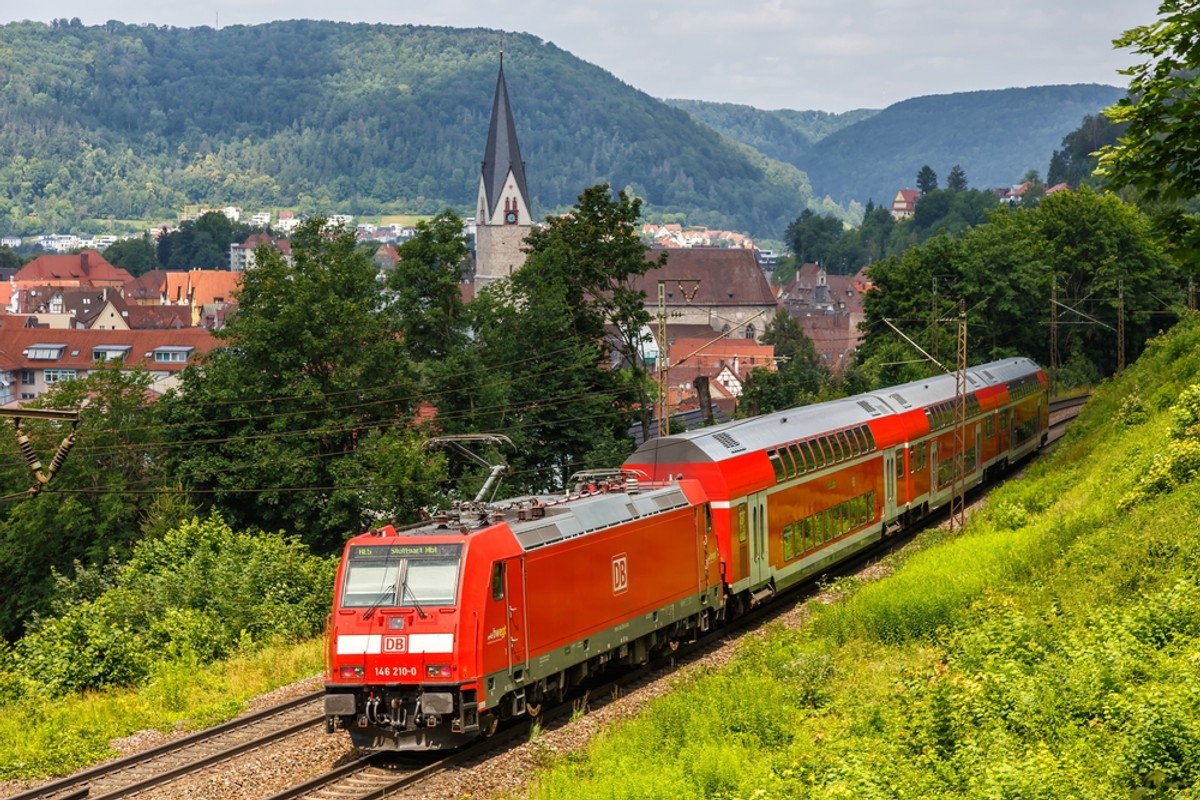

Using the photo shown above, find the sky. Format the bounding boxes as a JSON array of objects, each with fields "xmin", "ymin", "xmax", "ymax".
[{"xmin": 3, "ymin": 0, "xmax": 1163, "ymax": 112}]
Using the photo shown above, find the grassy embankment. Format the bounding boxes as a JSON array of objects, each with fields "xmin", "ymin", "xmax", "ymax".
[
  {"xmin": 0, "ymin": 641, "xmax": 322, "ymax": 780},
  {"xmin": 524, "ymin": 315, "xmax": 1200, "ymax": 799}
]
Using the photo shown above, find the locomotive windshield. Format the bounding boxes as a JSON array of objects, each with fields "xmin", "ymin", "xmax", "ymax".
[{"xmin": 341, "ymin": 543, "xmax": 462, "ymax": 608}]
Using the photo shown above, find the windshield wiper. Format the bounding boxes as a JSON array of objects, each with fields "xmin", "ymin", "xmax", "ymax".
[{"xmin": 400, "ymin": 578, "xmax": 428, "ymax": 619}]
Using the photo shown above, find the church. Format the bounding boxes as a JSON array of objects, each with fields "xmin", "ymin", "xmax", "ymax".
[{"xmin": 473, "ymin": 55, "xmax": 531, "ymax": 294}]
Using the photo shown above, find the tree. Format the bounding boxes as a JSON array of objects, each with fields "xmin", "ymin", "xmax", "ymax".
[
  {"xmin": 739, "ymin": 310, "xmax": 829, "ymax": 415},
  {"xmin": 916, "ymin": 165, "xmax": 938, "ymax": 194},
  {"xmin": 1097, "ymin": 6, "xmax": 1200, "ymax": 261},
  {"xmin": 471, "ymin": 185, "xmax": 659, "ymax": 485},
  {"xmin": 0, "ymin": 246, "xmax": 22, "ymax": 271},
  {"xmin": 947, "ymin": 164, "xmax": 968, "ymax": 191},
  {"xmin": 158, "ymin": 212, "xmax": 250, "ymax": 270},
  {"xmin": 157, "ymin": 218, "xmax": 440, "ymax": 552},
  {"xmin": 0, "ymin": 366, "xmax": 169, "ymax": 640},
  {"xmin": 102, "ymin": 234, "xmax": 159, "ymax": 276},
  {"xmin": 785, "ymin": 209, "xmax": 845, "ymax": 267},
  {"xmin": 386, "ymin": 210, "xmax": 471, "ymax": 362}
]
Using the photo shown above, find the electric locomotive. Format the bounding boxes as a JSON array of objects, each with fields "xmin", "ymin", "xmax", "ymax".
[
  {"xmin": 324, "ymin": 472, "xmax": 721, "ymax": 751},
  {"xmin": 624, "ymin": 357, "xmax": 1049, "ymax": 613}
]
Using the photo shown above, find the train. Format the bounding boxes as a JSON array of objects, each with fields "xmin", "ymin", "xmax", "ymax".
[{"xmin": 323, "ymin": 357, "xmax": 1049, "ymax": 751}]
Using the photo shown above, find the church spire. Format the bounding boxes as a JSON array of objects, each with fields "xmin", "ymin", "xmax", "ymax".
[{"xmin": 480, "ymin": 54, "xmax": 529, "ymax": 222}]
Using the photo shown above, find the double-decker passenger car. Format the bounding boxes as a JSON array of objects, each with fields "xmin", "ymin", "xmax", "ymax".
[{"xmin": 622, "ymin": 357, "xmax": 1048, "ymax": 612}]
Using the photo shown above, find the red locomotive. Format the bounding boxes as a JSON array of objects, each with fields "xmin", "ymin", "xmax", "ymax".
[
  {"xmin": 324, "ymin": 472, "xmax": 721, "ymax": 750},
  {"xmin": 324, "ymin": 357, "xmax": 1048, "ymax": 750}
]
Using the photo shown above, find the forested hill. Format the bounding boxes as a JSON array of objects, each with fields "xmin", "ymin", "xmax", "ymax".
[
  {"xmin": 797, "ymin": 84, "xmax": 1125, "ymax": 205},
  {"xmin": 1, "ymin": 20, "xmax": 1124, "ymax": 241},
  {"xmin": 0, "ymin": 19, "xmax": 827, "ymax": 240}
]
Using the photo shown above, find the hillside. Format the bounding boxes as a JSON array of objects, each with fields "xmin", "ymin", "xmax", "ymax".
[
  {"xmin": 801, "ymin": 84, "xmax": 1126, "ymax": 205},
  {"xmin": 0, "ymin": 20, "xmax": 820, "ymax": 241},
  {"xmin": 662, "ymin": 99, "xmax": 878, "ymax": 165}
]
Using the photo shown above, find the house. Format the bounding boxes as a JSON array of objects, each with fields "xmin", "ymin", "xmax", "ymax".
[
  {"xmin": 230, "ymin": 232, "xmax": 292, "ymax": 272},
  {"xmin": 660, "ymin": 336, "xmax": 777, "ymax": 417},
  {"xmin": 8, "ymin": 286, "xmax": 132, "ymax": 330},
  {"xmin": 119, "ymin": 269, "xmax": 240, "ymax": 328},
  {"xmin": 13, "ymin": 251, "xmax": 133, "ymax": 290},
  {"xmin": 0, "ymin": 322, "xmax": 219, "ymax": 404},
  {"xmin": 631, "ymin": 247, "xmax": 778, "ymax": 343},
  {"xmin": 777, "ymin": 262, "xmax": 871, "ymax": 372},
  {"xmin": 890, "ymin": 189, "xmax": 920, "ymax": 220}
]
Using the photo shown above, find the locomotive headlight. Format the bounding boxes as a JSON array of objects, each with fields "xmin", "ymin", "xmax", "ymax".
[
  {"xmin": 425, "ymin": 663, "xmax": 451, "ymax": 678},
  {"xmin": 339, "ymin": 665, "xmax": 365, "ymax": 679}
]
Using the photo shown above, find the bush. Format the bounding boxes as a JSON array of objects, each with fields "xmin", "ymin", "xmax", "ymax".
[{"xmin": 11, "ymin": 512, "xmax": 335, "ymax": 693}]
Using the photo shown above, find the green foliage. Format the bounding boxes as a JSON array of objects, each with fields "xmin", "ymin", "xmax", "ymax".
[
  {"xmin": 471, "ymin": 185, "xmax": 656, "ymax": 484},
  {"xmin": 1120, "ymin": 383, "xmax": 1200, "ymax": 509},
  {"xmin": 157, "ymin": 217, "xmax": 440, "ymax": 551},
  {"xmin": 739, "ymin": 309, "xmax": 829, "ymax": 416},
  {"xmin": 855, "ymin": 187, "xmax": 1173, "ymax": 381},
  {"xmin": 157, "ymin": 211, "xmax": 252, "ymax": 269},
  {"xmin": 10, "ymin": 513, "xmax": 334, "ymax": 695},
  {"xmin": 102, "ymin": 233, "xmax": 159, "ymax": 275},
  {"xmin": 1098, "ymin": 6, "xmax": 1200, "ymax": 262}
]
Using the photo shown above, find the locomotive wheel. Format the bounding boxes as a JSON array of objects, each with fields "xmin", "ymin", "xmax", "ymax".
[
  {"xmin": 483, "ymin": 712, "xmax": 499, "ymax": 738},
  {"xmin": 526, "ymin": 701, "xmax": 542, "ymax": 719}
]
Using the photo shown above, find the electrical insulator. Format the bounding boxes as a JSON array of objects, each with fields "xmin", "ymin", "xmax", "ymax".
[{"xmin": 16, "ymin": 432, "xmax": 43, "ymax": 472}]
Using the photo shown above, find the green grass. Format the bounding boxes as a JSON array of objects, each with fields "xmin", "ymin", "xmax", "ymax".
[
  {"xmin": 524, "ymin": 314, "xmax": 1200, "ymax": 800},
  {"xmin": 0, "ymin": 639, "xmax": 322, "ymax": 780}
]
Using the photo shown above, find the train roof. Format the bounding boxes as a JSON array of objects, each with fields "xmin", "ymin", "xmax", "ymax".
[
  {"xmin": 361, "ymin": 476, "xmax": 699, "ymax": 554},
  {"xmin": 626, "ymin": 357, "xmax": 1043, "ymax": 466}
]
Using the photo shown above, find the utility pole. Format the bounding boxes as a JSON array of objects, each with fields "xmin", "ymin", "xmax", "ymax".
[
  {"xmin": 1117, "ymin": 278, "xmax": 1125, "ymax": 373},
  {"xmin": 1049, "ymin": 275, "xmax": 1058, "ymax": 396},
  {"xmin": 656, "ymin": 279, "xmax": 700, "ymax": 439},
  {"xmin": 931, "ymin": 276, "xmax": 939, "ymax": 367},
  {"xmin": 950, "ymin": 299, "xmax": 967, "ymax": 532}
]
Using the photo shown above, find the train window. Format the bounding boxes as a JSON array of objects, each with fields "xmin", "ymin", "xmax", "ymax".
[
  {"xmin": 835, "ymin": 430, "xmax": 853, "ymax": 459},
  {"xmin": 985, "ymin": 414, "xmax": 996, "ymax": 437},
  {"xmin": 815, "ymin": 437, "xmax": 832, "ymax": 467},
  {"xmin": 895, "ymin": 448, "xmax": 905, "ymax": 479},
  {"xmin": 768, "ymin": 450, "xmax": 787, "ymax": 482},
  {"xmin": 491, "ymin": 563, "xmax": 505, "ymax": 601},
  {"xmin": 787, "ymin": 443, "xmax": 806, "ymax": 474},
  {"xmin": 827, "ymin": 433, "xmax": 843, "ymax": 463},
  {"xmin": 783, "ymin": 524, "xmax": 794, "ymax": 560},
  {"xmin": 342, "ymin": 551, "xmax": 463, "ymax": 608},
  {"xmin": 797, "ymin": 441, "xmax": 815, "ymax": 472},
  {"xmin": 848, "ymin": 427, "xmax": 865, "ymax": 456},
  {"xmin": 777, "ymin": 448, "xmax": 796, "ymax": 479},
  {"xmin": 861, "ymin": 425, "xmax": 877, "ymax": 452},
  {"xmin": 738, "ymin": 505, "xmax": 748, "ymax": 543}
]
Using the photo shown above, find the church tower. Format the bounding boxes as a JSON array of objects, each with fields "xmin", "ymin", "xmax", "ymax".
[{"xmin": 474, "ymin": 54, "xmax": 531, "ymax": 292}]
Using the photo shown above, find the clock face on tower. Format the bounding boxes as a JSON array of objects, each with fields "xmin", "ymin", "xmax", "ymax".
[{"xmin": 504, "ymin": 210, "xmax": 517, "ymax": 224}]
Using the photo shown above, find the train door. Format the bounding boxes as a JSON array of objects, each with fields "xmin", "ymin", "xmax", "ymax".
[
  {"xmin": 884, "ymin": 449, "xmax": 898, "ymax": 520},
  {"xmin": 504, "ymin": 557, "xmax": 528, "ymax": 677},
  {"xmin": 975, "ymin": 424, "xmax": 982, "ymax": 474},
  {"xmin": 748, "ymin": 492, "xmax": 769, "ymax": 588}
]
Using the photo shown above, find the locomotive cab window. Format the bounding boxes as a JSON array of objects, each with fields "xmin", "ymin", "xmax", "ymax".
[
  {"xmin": 491, "ymin": 562, "xmax": 505, "ymax": 601},
  {"xmin": 340, "ymin": 544, "xmax": 463, "ymax": 608}
]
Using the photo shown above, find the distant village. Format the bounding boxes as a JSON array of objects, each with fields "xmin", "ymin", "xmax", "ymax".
[{"xmin": 0, "ymin": 55, "xmax": 1056, "ymax": 429}]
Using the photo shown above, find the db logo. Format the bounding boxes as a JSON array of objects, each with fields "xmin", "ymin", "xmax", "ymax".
[
  {"xmin": 383, "ymin": 635, "xmax": 407, "ymax": 653},
  {"xmin": 612, "ymin": 554, "xmax": 629, "ymax": 595}
]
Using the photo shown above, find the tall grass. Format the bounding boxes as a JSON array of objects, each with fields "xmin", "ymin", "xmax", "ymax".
[{"xmin": 0, "ymin": 639, "xmax": 322, "ymax": 780}]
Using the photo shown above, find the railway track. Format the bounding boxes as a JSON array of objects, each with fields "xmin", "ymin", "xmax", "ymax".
[{"xmin": 6, "ymin": 691, "xmax": 325, "ymax": 800}]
